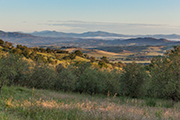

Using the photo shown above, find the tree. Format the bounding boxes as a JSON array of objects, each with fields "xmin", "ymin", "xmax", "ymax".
[
  {"xmin": 0, "ymin": 54, "xmax": 30, "ymax": 97},
  {"xmin": 29, "ymin": 64, "xmax": 56, "ymax": 89},
  {"xmin": 0, "ymin": 39, "xmax": 4, "ymax": 46},
  {"xmin": 90, "ymin": 56, "xmax": 96, "ymax": 62},
  {"xmin": 40, "ymin": 48, "xmax": 46, "ymax": 53},
  {"xmin": 46, "ymin": 48, "xmax": 51, "ymax": 53},
  {"xmin": 23, "ymin": 49, "xmax": 31, "ymax": 58},
  {"xmin": 54, "ymin": 65, "xmax": 77, "ymax": 92},
  {"xmin": 120, "ymin": 62, "xmax": 149, "ymax": 98},
  {"xmin": 150, "ymin": 46, "xmax": 180, "ymax": 102},
  {"xmin": 69, "ymin": 53, "xmax": 76, "ymax": 60},
  {"xmin": 74, "ymin": 50, "xmax": 83, "ymax": 56},
  {"xmin": 84, "ymin": 54, "xmax": 89, "ymax": 58},
  {"xmin": 100, "ymin": 56, "xmax": 109, "ymax": 63}
]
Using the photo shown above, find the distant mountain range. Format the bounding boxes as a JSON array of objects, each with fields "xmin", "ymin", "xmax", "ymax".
[
  {"xmin": 30, "ymin": 30, "xmax": 180, "ymax": 40},
  {"xmin": 1, "ymin": 30, "xmax": 180, "ymax": 47},
  {"xmin": 31, "ymin": 30, "xmax": 130, "ymax": 38}
]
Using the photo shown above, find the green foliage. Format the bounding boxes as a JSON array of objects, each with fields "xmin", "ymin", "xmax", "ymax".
[
  {"xmin": 149, "ymin": 46, "xmax": 180, "ymax": 101},
  {"xmin": 55, "ymin": 65, "xmax": 77, "ymax": 92},
  {"xmin": 46, "ymin": 48, "xmax": 51, "ymax": 53},
  {"xmin": 22, "ymin": 49, "xmax": 31, "ymax": 58},
  {"xmin": 120, "ymin": 62, "xmax": 149, "ymax": 98},
  {"xmin": 104, "ymin": 70, "xmax": 121, "ymax": 95},
  {"xmin": 39, "ymin": 48, "xmax": 46, "ymax": 53},
  {"xmin": 11, "ymin": 48, "xmax": 23, "ymax": 54},
  {"xmin": 0, "ymin": 54, "xmax": 30, "ymax": 97},
  {"xmin": 74, "ymin": 50, "xmax": 83, "ymax": 56},
  {"xmin": 28, "ymin": 64, "xmax": 57, "ymax": 89},
  {"xmin": 29, "ymin": 51, "xmax": 37, "ymax": 60},
  {"xmin": 150, "ymin": 55, "xmax": 180, "ymax": 101},
  {"xmin": 0, "ymin": 39, "xmax": 4, "ymax": 46},
  {"xmin": 56, "ymin": 49, "xmax": 69, "ymax": 53},
  {"xmin": 76, "ymin": 67, "xmax": 100, "ymax": 95},
  {"xmin": 98, "ymin": 61, "xmax": 108, "ymax": 68},
  {"xmin": 16, "ymin": 45, "xmax": 28, "ymax": 51},
  {"xmin": 62, "ymin": 56, "xmax": 70, "ymax": 60},
  {"xmin": 100, "ymin": 56, "xmax": 109, "ymax": 63},
  {"xmin": 35, "ymin": 54, "xmax": 48, "ymax": 63},
  {"xmin": 90, "ymin": 56, "xmax": 96, "ymax": 62},
  {"xmin": 69, "ymin": 53, "xmax": 76, "ymax": 60},
  {"xmin": 145, "ymin": 98, "xmax": 156, "ymax": 107}
]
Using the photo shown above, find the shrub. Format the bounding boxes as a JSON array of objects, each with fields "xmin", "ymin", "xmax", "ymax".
[
  {"xmin": 55, "ymin": 65, "xmax": 77, "ymax": 92},
  {"xmin": 28, "ymin": 64, "xmax": 56, "ymax": 89},
  {"xmin": 0, "ymin": 54, "xmax": 30, "ymax": 97},
  {"xmin": 104, "ymin": 70, "xmax": 122, "ymax": 96},
  {"xmin": 120, "ymin": 62, "xmax": 149, "ymax": 98},
  {"xmin": 150, "ymin": 55, "xmax": 180, "ymax": 101}
]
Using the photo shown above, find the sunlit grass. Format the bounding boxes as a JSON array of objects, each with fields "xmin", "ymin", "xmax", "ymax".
[{"xmin": 0, "ymin": 86, "xmax": 180, "ymax": 120}]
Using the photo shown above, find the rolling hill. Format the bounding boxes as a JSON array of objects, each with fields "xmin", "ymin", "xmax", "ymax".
[
  {"xmin": 1, "ymin": 30, "xmax": 180, "ymax": 47},
  {"xmin": 30, "ymin": 30, "xmax": 180, "ymax": 40}
]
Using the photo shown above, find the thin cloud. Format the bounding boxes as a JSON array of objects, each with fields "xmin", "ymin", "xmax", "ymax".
[
  {"xmin": 46, "ymin": 20, "xmax": 168, "ymax": 27},
  {"xmin": 41, "ymin": 20, "xmax": 180, "ymax": 34}
]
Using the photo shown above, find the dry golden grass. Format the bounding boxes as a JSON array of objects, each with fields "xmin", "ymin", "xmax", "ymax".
[{"xmin": 1, "ymin": 86, "xmax": 180, "ymax": 120}]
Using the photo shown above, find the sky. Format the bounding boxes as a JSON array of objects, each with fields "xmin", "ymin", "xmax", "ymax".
[{"xmin": 0, "ymin": 0, "xmax": 180, "ymax": 35}]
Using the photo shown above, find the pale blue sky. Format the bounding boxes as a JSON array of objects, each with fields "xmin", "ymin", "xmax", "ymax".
[{"xmin": 0, "ymin": 0, "xmax": 180, "ymax": 34}]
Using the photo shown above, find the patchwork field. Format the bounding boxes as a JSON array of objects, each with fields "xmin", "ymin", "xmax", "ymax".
[{"xmin": 61, "ymin": 45, "xmax": 171, "ymax": 63}]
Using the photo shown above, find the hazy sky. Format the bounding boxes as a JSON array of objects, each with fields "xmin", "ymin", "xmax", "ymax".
[{"xmin": 0, "ymin": 0, "xmax": 180, "ymax": 34}]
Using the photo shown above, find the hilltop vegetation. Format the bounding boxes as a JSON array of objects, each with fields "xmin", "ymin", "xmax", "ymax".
[
  {"xmin": 0, "ymin": 39, "xmax": 125, "ymax": 69},
  {"xmin": 0, "ymin": 38, "xmax": 180, "ymax": 101},
  {"xmin": 1, "ymin": 38, "xmax": 180, "ymax": 119}
]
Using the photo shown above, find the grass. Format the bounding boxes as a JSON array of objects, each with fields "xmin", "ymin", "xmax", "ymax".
[{"xmin": 0, "ymin": 86, "xmax": 180, "ymax": 120}]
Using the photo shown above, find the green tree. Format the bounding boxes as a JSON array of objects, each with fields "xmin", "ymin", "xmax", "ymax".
[
  {"xmin": 74, "ymin": 50, "xmax": 83, "ymax": 56},
  {"xmin": 69, "ymin": 53, "xmax": 76, "ymax": 60},
  {"xmin": 23, "ymin": 49, "xmax": 31, "ymax": 58},
  {"xmin": 100, "ymin": 56, "xmax": 109, "ymax": 63},
  {"xmin": 46, "ymin": 48, "xmax": 51, "ymax": 53},
  {"xmin": 0, "ymin": 39, "xmax": 4, "ymax": 46},
  {"xmin": 0, "ymin": 54, "xmax": 30, "ymax": 97},
  {"xmin": 40, "ymin": 48, "xmax": 46, "ymax": 53},
  {"xmin": 55, "ymin": 65, "xmax": 77, "ymax": 92},
  {"xmin": 150, "ymin": 46, "xmax": 180, "ymax": 102},
  {"xmin": 29, "ymin": 64, "xmax": 56, "ymax": 89},
  {"xmin": 90, "ymin": 56, "xmax": 96, "ymax": 62},
  {"xmin": 120, "ymin": 62, "xmax": 149, "ymax": 98}
]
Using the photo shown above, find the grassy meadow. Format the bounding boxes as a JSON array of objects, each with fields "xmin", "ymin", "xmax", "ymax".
[{"xmin": 0, "ymin": 86, "xmax": 180, "ymax": 120}]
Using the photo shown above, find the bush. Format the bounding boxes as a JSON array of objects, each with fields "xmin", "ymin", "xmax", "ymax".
[
  {"xmin": 76, "ymin": 67, "xmax": 100, "ymax": 95},
  {"xmin": 120, "ymin": 62, "xmax": 149, "ymax": 98},
  {"xmin": 150, "ymin": 55, "xmax": 180, "ymax": 101},
  {"xmin": 104, "ymin": 70, "xmax": 121, "ymax": 96},
  {"xmin": 145, "ymin": 98, "xmax": 156, "ymax": 107},
  {"xmin": 55, "ymin": 65, "xmax": 77, "ymax": 92},
  {"xmin": 28, "ymin": 64, "xmax": 56, "ymax": 89}
]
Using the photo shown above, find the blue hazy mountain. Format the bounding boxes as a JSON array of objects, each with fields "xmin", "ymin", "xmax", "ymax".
[
  {"xmin": 1, "ymin": 30, "xmax": 180, "ymax": 47},
  {"xmin": 30, "ymin": 30, "xmax": 180, "ymax": 40},
  {"xmin": 31, "ymin": 31, "xmax": 131, "ymax": 38}
]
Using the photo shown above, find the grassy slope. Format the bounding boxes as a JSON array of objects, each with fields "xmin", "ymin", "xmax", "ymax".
[
  {"xmin": 37, "ymin": 52, "xmax": 90, "ymax": 65},
  {"xmin": 63, "ymin": 46, "xmax": 168, "ymax": 63},
  {"xmin": 0, "ymin": 86, "xmax": 180, "ymax": 120}
]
